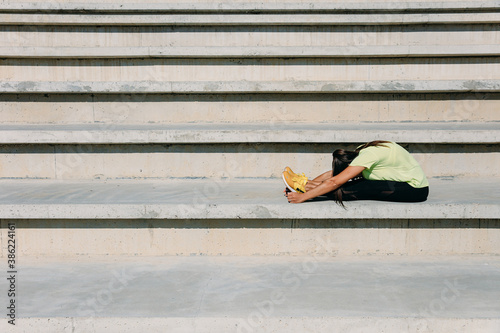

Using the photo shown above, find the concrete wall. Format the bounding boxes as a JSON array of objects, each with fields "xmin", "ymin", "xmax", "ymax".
[
  {"xmin": 2, "ymin": 219, "xmax": 499, "ymax": 257},
  {"xmin": 1, "ymin": 93, "xmax": 498, "ymax": 124},
  {"xmin": 0, "ymin": 143, "xmax": 498, "ymax": 179},
  {"xmin": 2, "ymin": 25, "xmax": 499, "ymax": 47},
  {"xmin": 2, "ymin": 58, "xmax": 499, "ymax": 82}
]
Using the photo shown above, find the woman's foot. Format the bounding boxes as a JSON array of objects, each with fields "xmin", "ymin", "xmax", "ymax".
[
  {"xmin": 284, "ymin": 167, "xmax": 308, "ymax": 183},
  {"xmin": 282, "ymin": 170, "xmax": 307, "ymax": 193}
]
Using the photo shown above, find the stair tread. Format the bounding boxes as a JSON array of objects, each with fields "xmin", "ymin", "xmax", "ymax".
[
  {"xmin": 2, "ymin": 80, "xmax": 500, "ymax": 93},
  {"xmin": 0, "ymin": 177, "xmax": 498, "ymax": 219},
  {"xmin": 6, "ymin": 255, "xmax": 500, "ymax": 319},
  {"xmin": 0, "ymin": 122, "xmax": 498, "ymax": 144}
]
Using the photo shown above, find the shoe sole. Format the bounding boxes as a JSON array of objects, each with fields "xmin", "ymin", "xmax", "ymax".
[{"xmin": 281, "ymin": 171, "xmax": 304, "ymax": 193}]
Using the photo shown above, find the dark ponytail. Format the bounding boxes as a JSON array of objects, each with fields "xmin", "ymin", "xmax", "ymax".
[{"xmin": 330, "ymin": 141, "xmax": 391, "ymax": 207}]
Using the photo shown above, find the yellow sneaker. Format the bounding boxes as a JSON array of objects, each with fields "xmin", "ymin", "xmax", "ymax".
[
  {"xmin": 284, "ymin": 167, "xmax": 308, "ymax": 183},
  {"xmin": 282, "ymin": 170, "xmax": 307, "ymax": 193}
]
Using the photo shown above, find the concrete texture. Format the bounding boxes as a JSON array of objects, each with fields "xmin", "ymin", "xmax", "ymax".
[
  {"xmin": 4, "ymin": 218, "xmax": 500, "ymax": 257},
  {"xmin": 2, "ymin": 13, "xmax": 500, "ymax": 26},
  {"xmin": 0, "ymin": 122, "xmax": 498, "ymax": 144},
  {"xmin": 0, "ymin": 5, "xmax": 499, "ymax": 332},
  {"xmin": 2, "ymin": 1, "xmax": 500, "ymax": 12},
  {"xmin": 1, "ymin": 93, "xmax": 498, "ymax": 125},
  {"xmin": 2, "ymin": 80, "xmax": 500, "ymax": 94},
  {"xmin": 3, "ymin": 45, "xmax": 500, "ymax": 58},
  {"xmin": 0, "ymin": 143, "xmax": 498, "ymax": 179},
  {"xmin": 2, "ymin": 58, "xmax": 500, "ymax": 82},
  {"xmin": 0, "ymin": 177, "xmax": 498, "ymax": 219},
  {"xmin": 2, "ymin": 26, "xmax": 497, "ymax": 49},
  {"xmin": 2, "ymin": 317, "xmax": 499, "ymax": 333},
  {"xmin": 3, "ymin": 58, "xmax": 499, "ymax": 82},
  {"xmin": 0, "ymin": 255, "xmax": 499, "ymax": 332}
]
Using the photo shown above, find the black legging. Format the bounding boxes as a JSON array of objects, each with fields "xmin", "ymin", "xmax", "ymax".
[{"xmin": 328, "ymin": 178, "xmax": 429, "ymax": 203}]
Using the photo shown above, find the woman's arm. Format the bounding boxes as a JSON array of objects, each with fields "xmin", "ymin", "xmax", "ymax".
[
  {"xmin": 286, "ymin": 165, "xmax": 365, "ymax": 204},
  {"xmin": 311, "ymin": 170, "xmax": 333, "ymax": 182}
]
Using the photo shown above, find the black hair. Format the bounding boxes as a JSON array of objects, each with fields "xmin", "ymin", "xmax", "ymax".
[{"xmin": 330, "ymin": 141, "xmax": 391, "ymax": 207}]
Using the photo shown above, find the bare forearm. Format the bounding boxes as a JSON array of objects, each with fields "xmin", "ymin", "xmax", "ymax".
[
  {"xmin": 306, "ymin": 166, "xmax": 365, "ymax": 200},
  {"xmin": 301, "ymin": 178, "xmax": 340, "ymax": 201},
  {"xmin": 286, "ymin": 166, "xmax": 365, "ymax": 204},
  {"xmin": 311, "ymin": 170, "xmax": 333, "ymax": 182}
]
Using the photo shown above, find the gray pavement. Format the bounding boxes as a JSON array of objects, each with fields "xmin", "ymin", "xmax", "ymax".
[{"xmin": 1, "ymin": 255, "xmax": 499, "ymax": 319}]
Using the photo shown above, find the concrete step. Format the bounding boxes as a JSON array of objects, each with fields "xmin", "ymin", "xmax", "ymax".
[
  {"xmin": 0, "ymin": 255, "xmax": 499, "ymax": 332},
  {"xmin": 3, "ymin": 1, "xmax": 500, "ymax": 13},
  {"xmin": 1, "ymin": 93, "xmax": 498, "ymax": 125},
  {"xmin": 1, "ymin": 177, "xmax": 498, "ymax": 256},
  {"xmin": 4, "ymin": 212, "xmax": 500, "ymax": 256},
  {"xmin": 0, "ymin": 143, "xmax": 497, "ymax": 179},
  {"xmin": 3, "ymin": 57, "xmax": 499, "ymax": 83},
  {"xmin": 2, "ymin": 25, "xmax": 497, "ymax": 48},
  {"xmin": 0, "ymin": 177, "xmax": 498, "ymax": 220},
  {"xmin": 2, "ymin": 80, "xmax": 500, "ymax": 94},
  {"xmin": 2, "ymin": 13, "xmax": 500, "ymax": 26},
  {"xmin": 0, "ymin": 122, "xmax": 498, "ymax": 144},
  {"xmin": 3, "ymin": 45, "xmax": 500, "ymax": 58}
]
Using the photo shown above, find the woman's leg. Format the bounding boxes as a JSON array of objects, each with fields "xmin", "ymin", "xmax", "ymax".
[
  {"xmin": 306, "ymin": 170, "xmax": 332, "ymax": 191},
  {"xmin": 304, "ymin": 170, "xmax": 333, "ymax": 191},
  {"xmin": 305, "ymin": 180, "xmax": 322, "ymax": 191},
  {"xmin": 311, "ymin": 170, "xmax": 333, "ymax": 182},
  {"xmin": 334, "ymin": 179, "xmax": 429, "ymax": 202}
]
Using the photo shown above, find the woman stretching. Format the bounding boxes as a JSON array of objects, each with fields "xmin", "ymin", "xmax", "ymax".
[{"xmin": 283, "ymin": 141, "xmax": 429, "ymax": 205}]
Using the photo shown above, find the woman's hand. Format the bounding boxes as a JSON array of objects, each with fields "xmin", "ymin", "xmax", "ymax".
[
  {"xmin": 283, "ymin": 166, "xmax": 366, "ymax": 204},
  {"xmin": 285, "ymin": 191, "xmax": 307, "ymax": 204}
]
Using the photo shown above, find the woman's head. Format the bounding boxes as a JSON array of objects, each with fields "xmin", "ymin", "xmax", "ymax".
[
  {"xmin": 330, "ymin": 141, "xmax": 391, "ymax": 207},
  {"xmin": 331, "ymin": 149, "xmax": 359, "ymax": 176},
  {"xmin": 332, "ymin": 141, "xmax": 390, "ymax": 175}
]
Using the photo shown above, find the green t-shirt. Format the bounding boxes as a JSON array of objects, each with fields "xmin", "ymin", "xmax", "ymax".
[{"xmin": 349, "ymin": 142, "xmax": 429, "ymax": 188}]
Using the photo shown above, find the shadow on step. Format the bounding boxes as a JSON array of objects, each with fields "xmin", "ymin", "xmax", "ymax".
[
  {"xmin": 1, "ymin": 143, "xmax": 500, "ymax": 154},
  {"xmin": 1, "ymin": 92, "xmax": 498, "ymax": 103},
  {"xmin": 6, "ymin": 218, "xmax": 500, "ymax": 229}
]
